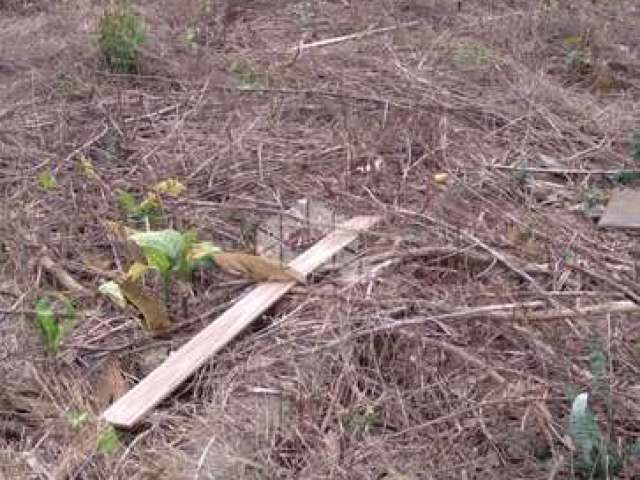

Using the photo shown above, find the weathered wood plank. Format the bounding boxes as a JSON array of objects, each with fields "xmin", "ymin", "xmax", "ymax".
[{"xmin": 103, "ymin": 215, "xmax": 379, "ymax": 428}]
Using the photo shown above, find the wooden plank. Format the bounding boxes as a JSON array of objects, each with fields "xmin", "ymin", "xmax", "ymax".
[
  {"xmin": 599, "ymin": 189, "xmax": 640, "ymax": 228},
  {"xmin": 103, "ymin": 215, "xmax": 379, "ymax": 428}
]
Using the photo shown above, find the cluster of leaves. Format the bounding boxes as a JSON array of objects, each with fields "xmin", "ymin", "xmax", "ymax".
[
  {"xmin": 118, "ymin": 179, "xmax": 186, "ymax": 223},
  {"xmin": 97, "ymin": 4, "xmax": 146, "ymax": 73},
  {"xmin": 66, "ymin": 410, "xmax": 122, "ymax": 456},
  {"xmin": 99, "ymin": 227, "xmax": 304, "ymax": 331}
]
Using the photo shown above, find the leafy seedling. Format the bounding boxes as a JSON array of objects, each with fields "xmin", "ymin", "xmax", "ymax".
[
  {"xmin": 38, "ymin": 171, "xmax": 57, "ymax": 191},
  {"xmin": 97, "ymin": 425, "xmax": 121, "ymax": 455},
  {"xmin": 66, "ymin": 410, "xmax": 90, "ymax": 431},
  {"xmin": 613, "ymin": 170, "xmax": 637, "ymax": 185},
  {"xmin": 569, "ymin": 393, "xmax": 622, "ymax": 478},
  {"xmin": 97, "ymin": 4, "xmax": 146, "ymax": 73},
  {"xmin": 35, "ymin": 295, "xmax": 76, "ymax": 354},
  {"xmin": 99, "ymin": 229, "xmax": 221, "ymax": 329},
  {"xmin": 117, "ymin": 189, "xmax": 161, "ymax": 222}
]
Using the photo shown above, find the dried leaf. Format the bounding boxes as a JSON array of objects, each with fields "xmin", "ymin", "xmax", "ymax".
[
  {"xmin": 433, "ymin": 172, "xmax": 449, "ymax": 185},
  {"xmin": 98, "ymin": 281, "xmax": 126, "ymax": 308},
  {"xmin": 153, "ymin": 178, "xmax": 186, "ymax": 197},
  {"xmin": 213, "ymin": 252, "xmax": 305, "ymax": 283},
  {"xmin": 118, "ymin": 277, "xmax": 171, "ymax": 331}
]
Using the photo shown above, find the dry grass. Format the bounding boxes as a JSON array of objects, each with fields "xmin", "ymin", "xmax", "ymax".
[{"xmin": 2, "ymin": 0, "xmax": 640, "ymax": 478}]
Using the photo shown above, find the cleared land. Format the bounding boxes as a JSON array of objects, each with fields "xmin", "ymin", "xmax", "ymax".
[{"xmin": 2, "ymin": 0, "xmax": 640, "ymax": 478}]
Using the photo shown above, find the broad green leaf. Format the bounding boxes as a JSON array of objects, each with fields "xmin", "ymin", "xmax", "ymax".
[
  {"xmin": 98, "ymin": 280, "xmax": 126, "ymax": 308},
  {"xmin": 38, "ymin": 171, "xmax": 57, "ymax": 190},
  {"xmin": 129, "ymin": 230, "xmax": 185, "ymax": 262},
  {"xmin": 97, "ymin": 425, "xmax": 121, "ymax": 455},
  {"xmin": 129, "ymin": 229, "xmax": 185, "ymax": 275},
  {"xmin": 153, "ymin": 178, "xmax": 186, "ymax": 197},
  {"xmin": 126, "ymin": 262, "xmax": 150, "ymax": 282},
  {"xmin": 35, "ymin": 298, "xmax": 61, "ymax": 353},
  {"xmin": 66, "ymin": 410, "xmax": 89, "ymax": 430}
]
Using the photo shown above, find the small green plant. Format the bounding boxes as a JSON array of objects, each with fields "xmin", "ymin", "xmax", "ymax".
[
  {"xmin": 631, "ymin": 131, "xmax": 640, "ymax": 162},
  {"xmin": 566, "ymin": 338, "xmax": 640, "ymax": 478},
  {"xmin": 38, "ymin": 171, "xmax": 57, "ymax": 191},
  {"xmin": 344, "ymin": 405, "xmax": 384, "ymax": 433},
  {"xmin": 230, "ymin": 58, "xmax": 268, "ymax": 89},
  {"xmin": 35, "ymin": 295, "xmax": 76, "ymax": 354},
  {"xmin": 613, "ymin": 170, "xmax": 637, "ymax": 185},
  {"xmin": 99, "ymin": 229, "xmax": 220, "ymax": 309},
  {"xmin": 66, "ymin": 410, "xmax": 90, "ymax": 430},
  {"xmin": 97, "ymin": 425, "xmax": 121, "ymax": 455},
  {"xmin": 97, "ymin": 5, "xmax": 146, "ymax": 73},
  {"xmin": 117, "ymin": 189, "xmax": 161, "ymax": 222}
]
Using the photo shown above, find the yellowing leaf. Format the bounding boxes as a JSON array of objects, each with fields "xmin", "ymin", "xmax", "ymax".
[
  {"xmin": 126, "ymin": 262, "xmax": 150, "ymax": 282},
  {"xmin": 138, "ymin": 192, "xmax": 162, "ymax": 215},
  {"xmin": 153, "ymin": 178, "xmax": 186, "ymax": 197},
  {"xmin": 186, "ymin": 241, "xmax": 222, "ymax": 263},
  {"xmin": 98, "ymin": 281, "xmax": 126, "ymax": 308},
  {"xmin": 118, "ymin": 277, "xmax": 171, "ymax": 331},
  {"xmin": 77, "ymin": 153, "xmax": 99, "ymax": 180},
  {"xmin": 213, "ymin": 253, "xmax": 305, "ymax": 283}
]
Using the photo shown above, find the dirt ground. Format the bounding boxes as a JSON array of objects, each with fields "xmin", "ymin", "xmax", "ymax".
[{"xmin": 2, "ymin": 0, "xmax": 640, "ymax": 478}]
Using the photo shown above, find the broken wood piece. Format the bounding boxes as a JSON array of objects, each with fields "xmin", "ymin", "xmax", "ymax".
[
  {"xmin": 103, "ymin": 215, "xmax": 379, "ymax": 428},
  {"xmin": 39, "ymin": 255, "xmax": 92, "ymax": 298},
  {"xmin": 293, "ymin": 21, "xmax": 420, "ymax": 51}
]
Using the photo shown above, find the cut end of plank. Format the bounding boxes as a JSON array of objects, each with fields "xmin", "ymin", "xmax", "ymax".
[{"xmin": 103, "ymin": 215, "xmax": 380, "ymax": 428}]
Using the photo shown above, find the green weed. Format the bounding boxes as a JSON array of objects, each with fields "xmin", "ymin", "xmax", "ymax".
[
  {"xmin": 230, "ymin": 58, "xmax": 268, "ymax": 89},
  {"xmin": 566, "ymin": 337, "xmax": 640, "ymax": 478},
  {"xmin": 613, "ymin": 170, "xmax": 637, "ymax": 185},
  {"xmin": 117, "ymin": 189, "xmax": 161, "ymax": 222},
  {"xmin": 97, "ymin": 425, "xmax": 121, "ymax": 455},
  {"xmin": 38, "ymin": 171, "xmax": 57, "ymax": 191},
  {"xmin": 35, "ymin": 295, "xmax": 76, "ymax": 354},
  {"xmin": 66, "ymin": 410, "xmax": 90, "ymax": 430},
  {"xmin": 97, "ymin": 5, "xmax": 146, "ymax": 73}
]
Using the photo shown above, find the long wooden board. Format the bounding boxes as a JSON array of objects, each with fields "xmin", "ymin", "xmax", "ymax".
[{"xmin": 103, "ymin": 215, "xmax": 379, "ymax": 428}]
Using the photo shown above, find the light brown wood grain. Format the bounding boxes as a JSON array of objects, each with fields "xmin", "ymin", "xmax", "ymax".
[{"xmin": 103, "ymin": 215, "xmax": 379, "ymax": 428}]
